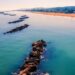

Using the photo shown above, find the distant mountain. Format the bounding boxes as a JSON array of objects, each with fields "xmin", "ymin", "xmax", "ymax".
[{"xmin": 19, "ymin": 6, "xmax": 75, "ymax": 13}]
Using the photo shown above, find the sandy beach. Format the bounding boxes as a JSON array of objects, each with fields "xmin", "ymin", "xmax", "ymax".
[{"xmin": 33, "ymin": 12, "xmax": 75, "ymax": 18}]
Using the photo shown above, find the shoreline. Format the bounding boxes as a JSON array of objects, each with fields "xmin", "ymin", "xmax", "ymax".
[{"xmin": 33, "ymin": 12, "xmax": 75, "ymax": 18}]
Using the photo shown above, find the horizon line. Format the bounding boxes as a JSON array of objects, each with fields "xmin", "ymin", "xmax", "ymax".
[{"xmin": 0, "ymin": 5, "xmax": 75, "ymax": 11}]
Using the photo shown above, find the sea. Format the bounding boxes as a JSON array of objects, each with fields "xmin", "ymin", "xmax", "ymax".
[{"xmin": 0, "ymin": 11, "xmax": 75, "ymax": 75}]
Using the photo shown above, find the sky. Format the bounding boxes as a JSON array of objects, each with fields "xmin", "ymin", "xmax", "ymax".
[{"xmin": 0, "ymin": 0, "xmax": 75, "ymax": 11}]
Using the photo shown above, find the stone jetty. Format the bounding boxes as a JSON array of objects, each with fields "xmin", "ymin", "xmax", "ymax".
[
  {"xmin": 0, "ymin": 12, "xmax": 16, "ymax": 16},
  {"xmin": 19, "ymin": 15, "xmax": 29, "ymax": 20},
  {"xmin": 12, "ymin": 40, "xmax": 50, "ymax": 75},
  {"xmin": 8, "ymin": 15, "xmax": 29, "ymax": 24},
  {"xmin": 8, "ymin": 19, "xmax": 24, "ymax": 24},
  {"xmin": 4, "ymin": 24, "xmax": 29, "ymax": 34}
]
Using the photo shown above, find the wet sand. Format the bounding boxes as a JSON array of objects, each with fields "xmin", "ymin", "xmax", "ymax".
[{"xmin": 33, "ymin": 12, "xmax": 75, "ymax": 18}]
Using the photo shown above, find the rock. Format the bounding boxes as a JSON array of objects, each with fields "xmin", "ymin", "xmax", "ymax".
[
  {"xmin": 11, "ymin": 40, "xmax": 50, "ymax": 75},
  {"xmin": 8, "ymin": 19, "xmax": 24, "ymax": 24},
  {"xmin": 19, "ymin": 15, "xmax": 29, "ymax": 20},
  {"xmin": 0, "ymin": 12, "xmax": 16, "ymax": 16},
  {"xmin": 8, "ymin": 15, "xmax": 29, "ymax": 24},
  {"xmin": 4, "ymin": 24, "xmax": 29, "ymax": 34}
]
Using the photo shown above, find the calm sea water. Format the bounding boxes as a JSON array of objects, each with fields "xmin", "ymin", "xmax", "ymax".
[{"xmin": 0, "ymin": 11, "xmax": 75, "ymax": 75}]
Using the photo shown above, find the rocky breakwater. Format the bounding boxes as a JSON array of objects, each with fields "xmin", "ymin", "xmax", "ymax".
[
  {"xmin": 12, "ymin": 40, "xmax": 50, "ymax": 75},
  {"xmin": 0, "ymin": 12, "xmax": 16, "ymax": 16},
  {"xmin": 4, "ymin": 24, "xmax": 29, "ymax": 34},
  {"xmin": 8, "ymin": 15, "xmax": 29, "ymax": 24}
]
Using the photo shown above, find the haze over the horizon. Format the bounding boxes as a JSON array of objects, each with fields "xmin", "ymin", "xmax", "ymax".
[{"xmin": 0, "ymin": 0, "xmax": 75, "ymax": 11}]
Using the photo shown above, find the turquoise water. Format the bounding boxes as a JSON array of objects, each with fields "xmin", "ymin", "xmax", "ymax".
[{"xmin": 0, "ymin": 11, "xmax": 75, "ymax": 75}]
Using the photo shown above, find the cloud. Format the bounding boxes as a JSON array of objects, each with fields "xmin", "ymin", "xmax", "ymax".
[{"xmin": 0, "ymin": 0, "xmax": 75, "ymax": 10}]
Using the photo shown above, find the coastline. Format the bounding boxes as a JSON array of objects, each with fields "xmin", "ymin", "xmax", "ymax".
[{"xmin": 33, "ymin": 12, "xmax": 75, "ymax": 18}]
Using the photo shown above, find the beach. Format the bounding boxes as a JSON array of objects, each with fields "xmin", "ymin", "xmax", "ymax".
[{"xmin": 33, "ymin": 12, "xmax": 75, "ymax": 18}]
